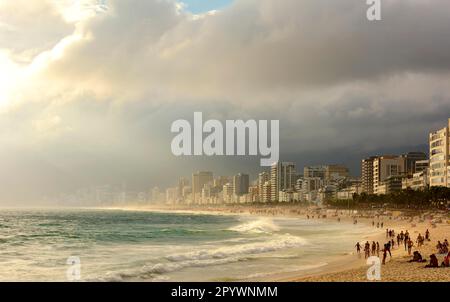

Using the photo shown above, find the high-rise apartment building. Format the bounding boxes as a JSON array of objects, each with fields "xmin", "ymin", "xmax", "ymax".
[
  {"xmin": 223, "ymin": 183, "xmax": 234, "ymax": 202},
  {"xmin": 233, "ymin": 173, "xmax": 249, "ymax": 196},
  {"xmin": 271, "ymin": 162, "xmax": 296, "ymax": 202},
  {"xmin": 261, "ymin": 181, "xmax": 271, "ymax": 203},
  {"xmin": 415, "ymin": 160, "xmax": 429, "ymax": 173},
  {"xmin": 303, "ymin": 166, "xmax": 326, "ymax": 179},
  {"xmin": 214, "ymin": 176, "xmax": 230, "ymax": 188},
  {"xmin": 361, "ymin": 157, "xmax": 377, "ymax": 194},
  {"xmin": 429, "ymin": 118, "xmax": 450, "ymax": 187},
  {"xmin": 324, "ymin": 165, "xmax": 350, "ymax": 181},
  {"xmin": 402, "ymin": 152, "xmax": 427, "ymax": 175},
  {"xmin": 177, "ymin": 177, "xmax": 189, "ymax": 199},
  {"xmin": 258, "ymin": 172, "xmax": 270, "ymax": 202},
  {"xmin": 192, "ymin": 171, "xmax": 213, "ymax": 202},
  {"xmin": 373, "ymin": 156, "xmax": 405, "ymax": 194}
]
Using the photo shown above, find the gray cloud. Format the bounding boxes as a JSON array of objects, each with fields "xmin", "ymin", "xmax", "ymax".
[{"xmin": 1, "ymin": 0, "xmax": 450, "ymax": 203}]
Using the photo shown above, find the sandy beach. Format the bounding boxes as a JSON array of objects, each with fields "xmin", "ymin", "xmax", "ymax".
[
  {"xmin": 292, "ymin": 219, "xmax": 450, "ymax": 282},
  {"xmin": 115, "ymin": 204, "xmax": 450, "ymax": 282}
]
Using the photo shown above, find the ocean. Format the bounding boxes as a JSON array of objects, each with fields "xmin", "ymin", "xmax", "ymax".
[{"xmin": 0, "ymin": 209, "xmax": 375, "ymax": 281}]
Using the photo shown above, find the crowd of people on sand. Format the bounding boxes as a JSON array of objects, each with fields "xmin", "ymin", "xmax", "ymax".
[{"xmin": 355, "ymin": 227, "xmax": 450, "ymax": 268}]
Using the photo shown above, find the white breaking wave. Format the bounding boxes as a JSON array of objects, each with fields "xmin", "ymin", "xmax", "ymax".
[
  {"xmin": 94, "ymin": 256, "xmax": 246, "ymax": 282},
  {"xmin": 227, "ymin": 218, "xmax": 280, "ymax": 234},
  {"xmin": 166, "ymin": 234, "xmax": 308, "ymax": 262},
  {"xmin": 95, "ymin": 234, "xmax": 308, "ymax": 281},
  {"xmin": 80, "ymin": 217, "xmax": 310, "ymax": 282}
]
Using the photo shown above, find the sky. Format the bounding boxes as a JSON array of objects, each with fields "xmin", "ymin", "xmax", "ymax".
[
  {"xmin": 182, "ymin": 0, "xmax": 233, "ymax": 13},
  {"xmin": 1, "ymin": 0, "xmax": 450, "ymax": 205}
]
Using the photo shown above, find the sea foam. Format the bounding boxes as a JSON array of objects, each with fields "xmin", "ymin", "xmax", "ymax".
[{"xmin": 227, "ymin": 218, "xmax": 280, "ymax": 234}]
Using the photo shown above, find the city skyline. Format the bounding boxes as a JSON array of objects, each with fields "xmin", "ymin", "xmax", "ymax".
[{"xmin": 50, "ymin": 116, "xmax": 449, "ymax": 206}]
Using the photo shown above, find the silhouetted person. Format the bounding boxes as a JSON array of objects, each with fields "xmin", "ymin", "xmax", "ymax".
[{"xmin": 425, "ymin": 254, "xmax": 439, "ymax": 268}]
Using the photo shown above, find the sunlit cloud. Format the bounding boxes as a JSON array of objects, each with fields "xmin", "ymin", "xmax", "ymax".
[{"xmin": 53, "ymin": 0, "xmax": 108, "ymax": 23}]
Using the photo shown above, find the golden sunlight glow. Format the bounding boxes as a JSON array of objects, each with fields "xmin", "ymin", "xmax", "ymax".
[
  {"xmin": 0, "ymin": 51, "xmax": 20, "ymax": 109},
  {"xmin": 54, "ymin": 0, "xmax": 106, "ymax": 23}
]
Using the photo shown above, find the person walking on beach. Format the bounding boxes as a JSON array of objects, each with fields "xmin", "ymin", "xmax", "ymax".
[
  {"xmin": 391, "ymin": 239, "xmax": 395, "ymax": 249},
  {"xmin": 371, "ymin": 241, "xmax": 376, "ymax": 256},
  {"xmin": 417, "ymin": 234, "xmax": 423, "ymax": 248},
  {"xmin": 407, "ymin": 239, "xmax": 414, "ymax": 255},
  {"xmin": 355, "ymin": 242, "xmax": 361, "ymax": 255},
  {"xmin": 376, "ymin": 242, "xmax": 380, "ymax": 257},
  {"xmin": 381, "ymin": 222, "xmax": 384, "ymax": 228},
  {"xmin": 382, "ymin": 245, "xmax": 388, "ymax": 265},
  {"xmin": 364, "ymin": 241, "xmax": 370, "ymax": 259},
  {"xmin": 397, "ymin": 234, "xmax": 401, "ymax": 247},
  {"xmin": 386, "ymin": 241, "xmax": 392, "ymax": 258},
  {"xmin": 404, "ymin": 231, "xmax": 410, "ymax": 251}
]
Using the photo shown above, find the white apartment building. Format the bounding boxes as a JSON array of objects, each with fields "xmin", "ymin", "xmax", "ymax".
[
  {"xmin": 402, "ymin": 170, "xmax": 429, "ymax": 191},
  {"xmin": 261, "ymin": 181, "xmax": 271, "ymax": 203},
  {"xmin": 222, "ymin": 183, "xmax": 234, "ymax": 203},
  {"xmin": 429, "ymin": 118, "xmax": 450, "ymax": 187},
  {"xmin": 373, "ymin": 156, "xmax": 405, "ymax": 194},
  {"xmin": 257, "ymin": 172, "xmax": 269, "ymax": 202},
  {"xmin": 337, "ymin": 184, "xmax": 363, "ymax": 200}
]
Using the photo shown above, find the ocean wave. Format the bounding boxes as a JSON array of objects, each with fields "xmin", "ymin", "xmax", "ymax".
[
  {"xmin": 166, "ymin": 234, "xmax": 308, "ymax": 262},
  {"xmin": 93, "ymin": 234, "xmax": 308, "ymax": 282},
  {"xmin": 227, "ymin": 218, "xmax": 280, "ymax": 234},
  {"xmin": 93, "ymin": 256, "xmax": 247, "ymax": 282}
]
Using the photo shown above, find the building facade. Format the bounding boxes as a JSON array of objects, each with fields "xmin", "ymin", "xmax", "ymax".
[
  {"xmin": 192, "ymin": 171, "xmax": 214, "ymax": 202},
  {"xmin": 233, "ymin": 173, "xmax": 249, "ymax": 196},
  {"xmin": 373, "ymin": 156, "xmax": 405, "ymax": 195},
  {"xmin": 415, "ymin": 160, "xmax": 429, "ymax": 173},
  {"xmin": 257, "ymin": 172, "xmax": 269, "ymax": 202},
  {"xmin": 361, "ymin": 157, "xmax": 377, "ymax": 194},
  {"xmin": 325, "ymin": 165, "xmax": 350, "ymax": 181},
  {"xmin": 303, "ymin": 165, "xmax": 326, "ymax": 179},
  {"xmin": 403, "ymin": 152, "xmax": 427, "ymax": 175},
  {"xmin": 429, "ymin": 118, "xmax": 450, "ymax": 187},
  {"xmin": 261, "ymin": 181, "xmax": 271, "ymax": 203},
  {"xmin": 270, "ymin": 162, "xmax": 296, "ymax": 202},
  {"xmin": 402, "ymin": 170, "xmax": 429, "ymax": 191}
]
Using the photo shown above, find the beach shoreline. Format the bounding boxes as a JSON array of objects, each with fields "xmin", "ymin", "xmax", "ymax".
[{"xmin": 100, "ymin": 204, "xmax": 449, "ymax": 282}]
